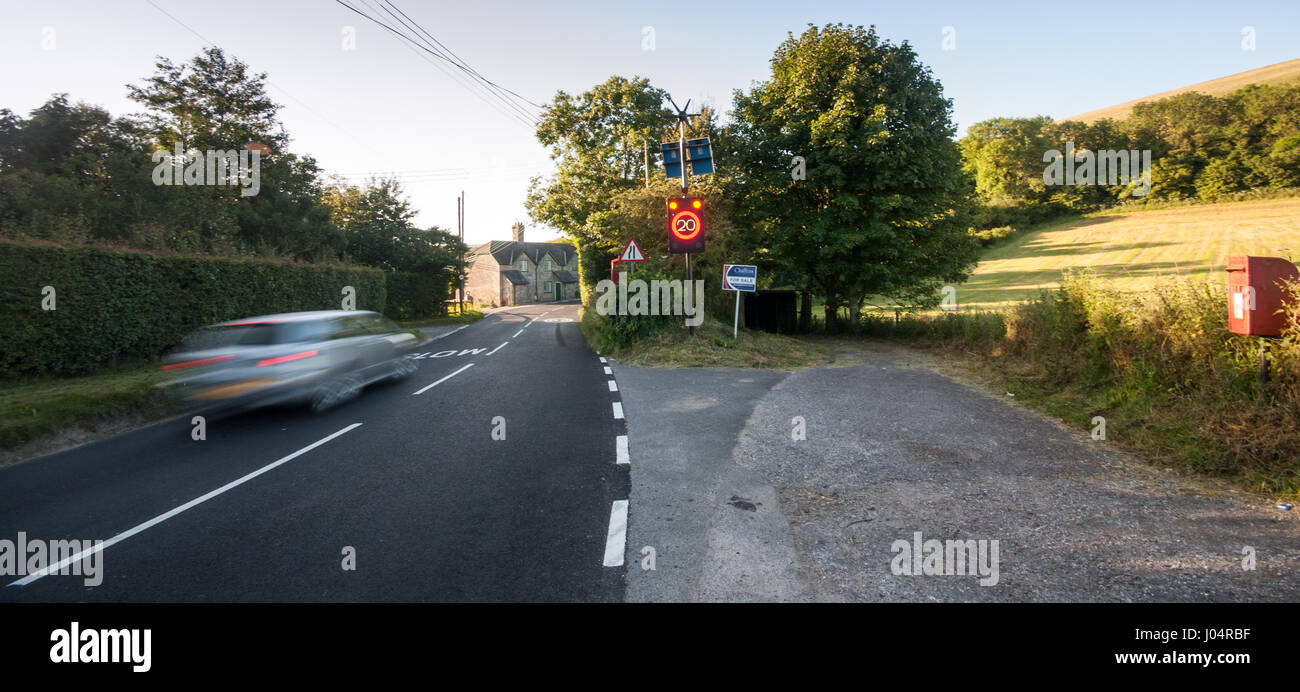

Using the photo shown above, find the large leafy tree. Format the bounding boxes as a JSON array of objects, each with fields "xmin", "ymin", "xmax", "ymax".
[
  {"xmin": 730, "ymin": 24, "xmax": 978, "ymax": 328},
  {"xmin": 526, "ymin": 76, "xmax": 676, "ymax": 289},
  {"xmin": 126, "ymin": 46, "xmax": 284, "ymax": 153}
]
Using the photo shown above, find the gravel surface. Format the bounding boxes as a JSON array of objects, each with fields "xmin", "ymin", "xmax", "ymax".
[{"xmin": 710, "ymin": 346, "xmax": 1300, "ymax": 602}]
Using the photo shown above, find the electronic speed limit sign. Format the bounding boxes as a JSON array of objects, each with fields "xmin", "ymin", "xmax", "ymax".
[{"xmin": 666, "ymin": 197, "xmax": 705, "ymax": 253}]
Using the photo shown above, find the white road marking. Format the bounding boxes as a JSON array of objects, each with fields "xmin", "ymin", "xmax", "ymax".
[
  {"xmin": 486, "ymin": 342, "xmax": 508, "ymax": 356},
  {"xmin": 412, "ymin": 363, "xmax": 474, "ymax": 395},
  {"xmin": 612, "ymin": 402, "xmax": 624, "ymax": 419},
  {"xmin": 603, "ymin": 500, "xmax": 629, "ymax": 567},
  {"xmin": 599, "ymin": 357, "xmax": 607, "ymax": 363},
  {"xmin": 512, "ymin": 329, "xmax": 524, "ymax": 338},
  {"xmin": 432, "ymin": 325, "xmax": 468, "ymax": 340},
  {"xmin": 608, "ymin": 380, "xmax": 618, "ymax": 392},
  {"xmin": 603, "ymin": 366, "xmax": 612, "ymax": 375},
  {"xmin": 616, "ymin": 435, "xmax": 629, "ymax": 465},
  {"xmin": 8, "ymin": 423, "xmax": 363, "ymax": 586}
]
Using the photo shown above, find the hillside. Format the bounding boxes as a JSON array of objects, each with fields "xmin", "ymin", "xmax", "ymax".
[
  {"xmin": 1061, "ymin": 58, "xmax": 1300, "ymax": 124},
  {"xmin": 955, "ymin": 198, "xmax": 1300, "ymax": 310}
]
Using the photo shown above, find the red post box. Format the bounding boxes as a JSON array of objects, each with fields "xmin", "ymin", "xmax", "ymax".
[{"xmin": 1226, "ymin": 255, "xmax": 1299, "ymax": 337}]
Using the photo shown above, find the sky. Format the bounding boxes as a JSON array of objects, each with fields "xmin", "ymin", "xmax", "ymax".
[{"xmin": 2, "ymin": 0, "xmax": 1298, "ymax": 246}]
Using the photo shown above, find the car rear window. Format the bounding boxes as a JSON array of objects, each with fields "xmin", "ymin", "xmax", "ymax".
[
  {"xmin": 179, "ymin": 324, "xmax": 277, "ymax": 350},
  {"xmin": 277, "ymin": 319, "xmax": 334, "ymax": 343}
]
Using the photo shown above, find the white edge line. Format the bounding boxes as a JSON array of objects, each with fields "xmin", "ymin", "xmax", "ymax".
[
  {"xmin": 603, "ymin": 366, "xmax": 612, "ymax": 375},
  {"xmin": 413, "ymin": 362, "xmax": 474, "ymax": 395},
  {"xmin": 616, "ymin": 435, "xmax": 629, "ymax": 465},
  {"xmin": 8, "ymin": 423, "xmax": 364, "ymax": 586},
  {"xmin": 603, "ymin": 500, "xmax": 629, "ymax": 567},
  {"xmin": 612, "ymin": 402, "xmax": 624, "ymax": 419},
  {"xmin": 608, "ymin": 380, "xmax": 618, "ymax": 392},
  {"xmin": 512, "ymin": 329, "xmax": 524, "ymax": 338},
  {"xmin": 432, "ymin": 324, "xmax": 468, "ymax": 341},
  {"xmin": 486, "ymin": 341, "xmax": 508, "ymax": 356}
]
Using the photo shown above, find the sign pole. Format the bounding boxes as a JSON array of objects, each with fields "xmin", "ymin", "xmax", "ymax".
[
  {"xmin": 679, "ymin": 108, "xmax": 694, "ymax": 336},
  {"xmin": 733, "ymin": 289, "xmax": 740, "ymax": 339}
]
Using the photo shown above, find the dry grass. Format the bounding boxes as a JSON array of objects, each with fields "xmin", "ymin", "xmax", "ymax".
[{"xmin": 1061, "ymin": 58, "xmax": 1300, "ymax": 124}]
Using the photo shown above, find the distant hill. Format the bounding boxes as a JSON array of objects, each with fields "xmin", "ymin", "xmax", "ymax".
[{"xmin": 1061, "ymin": 58, "xmax": 1300, "ymax": 124}]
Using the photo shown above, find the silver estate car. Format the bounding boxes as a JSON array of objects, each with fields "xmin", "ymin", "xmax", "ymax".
[{"xmin": 159, "ymin": 310, "xmax": 424, "ymax": 412}]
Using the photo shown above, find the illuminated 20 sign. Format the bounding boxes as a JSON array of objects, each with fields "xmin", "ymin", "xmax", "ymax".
[{"xmin": 667, "ymin": 197, "xmax": 704, "ymax": 253}]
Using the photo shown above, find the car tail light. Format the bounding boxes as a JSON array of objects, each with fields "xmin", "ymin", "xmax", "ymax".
[
  {"xmin": 162, "ymin": 355, "xmax": 235, "ymax": 371},
  {"xmin": 256, "ymin": 350, "xmax": 319, "ymax": 367}
]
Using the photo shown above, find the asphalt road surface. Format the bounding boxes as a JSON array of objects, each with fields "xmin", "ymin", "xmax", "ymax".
[{"xmin": 0, "ymin": 302, "xmax": 630, "ymax": 602}]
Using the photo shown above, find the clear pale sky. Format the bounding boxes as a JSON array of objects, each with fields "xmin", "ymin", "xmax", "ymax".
[{"xmin": 2, "ymin": 0, "xmax": 1297, "ymax": 245}]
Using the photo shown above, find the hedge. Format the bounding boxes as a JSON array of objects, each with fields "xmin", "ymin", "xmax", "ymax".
[
  {"xmin": 385, "ymin": 271, "xmax": 447, "ymax": 321},
  {"xmin": 2, "ymin": 240, "xmax": 387, "ymax": 377}
]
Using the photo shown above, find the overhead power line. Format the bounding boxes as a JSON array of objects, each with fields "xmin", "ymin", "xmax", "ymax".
[
  {"xmin": 333, "ymin": 0, "xmax": 542, "ymax": 131},
  {"xmin": 367, "ymin": 0, "xmax": 539, "ymax": 127}
]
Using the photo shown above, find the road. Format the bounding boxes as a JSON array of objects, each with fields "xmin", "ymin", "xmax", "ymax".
[{"xmin": 0, "ymin": 302, "xmax": 630, "ymax": 602}]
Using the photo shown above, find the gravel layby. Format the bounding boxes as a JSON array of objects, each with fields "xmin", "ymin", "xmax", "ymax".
[{"xmin": 709, "ymin": 348, "xmax": 1300, "ymax": 602}]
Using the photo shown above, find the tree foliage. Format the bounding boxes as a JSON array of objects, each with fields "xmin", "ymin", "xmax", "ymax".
[{"xmin": 728, "ymin": 23, "xmax": 979, "ymax": 327}]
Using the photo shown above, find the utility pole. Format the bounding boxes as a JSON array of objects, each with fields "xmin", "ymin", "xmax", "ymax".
[
  {"xmin": 457, "ymin": 191, "xmax": 465, "ymax": 316},
  {"xmin": 669, "ymin": 97, "xmax": 697, "ymax": 335}
]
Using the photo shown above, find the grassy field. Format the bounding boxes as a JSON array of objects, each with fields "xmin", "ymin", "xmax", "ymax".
[
  {"xmin": 1061, "ymin": 57, "xmax": 1300, "ymax": 124},
  {"xmin": 954, "ymin": 197, "xmax": 1300, "ymax": 310}
]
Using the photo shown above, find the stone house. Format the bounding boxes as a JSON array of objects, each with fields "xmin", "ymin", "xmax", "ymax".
[{"xmin": 464, "ymin": 222, "xmax": 580, "ymax": 307}]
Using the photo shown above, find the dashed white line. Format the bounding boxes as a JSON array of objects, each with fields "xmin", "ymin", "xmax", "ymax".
[
  {"xmin": 8, "ymin": 423, "xmax": 364, "ymax": 586},
  {"xmin": 603, "ymin": 366, "xmax": 612, "ymax": 375},
  {"xmin": 603, "ymin": 500, "xmax": 629, "ymax": 567},
  {"xmin": 599, "ymin": 357, "xmax": 607, "ymax": 363},
  {"xmin": 616, "ymin": 435, "xmax": 629, "ymax": 465},
  {"xmin": 608, "ymin": 380, "xmax": 618, "ymax": 392},
  {"xmin": 486, "ymin": 341, "xmax": 508, "ymax": 356},
  {"xmin": 612, "ymin": 402, "xmax": 624, "ymax": 419},
  {"xmin": 412, "ymin": 363, "xmax": 474, "ymax": 395},
  {"xmin": 512, "ymin": 329, "xmax": 524, "ymax": 338}
]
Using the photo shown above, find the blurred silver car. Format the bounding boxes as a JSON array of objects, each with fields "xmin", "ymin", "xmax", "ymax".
[{"xmin": 160, "ymin": 310, "xmax": 424, "ymax": 412}]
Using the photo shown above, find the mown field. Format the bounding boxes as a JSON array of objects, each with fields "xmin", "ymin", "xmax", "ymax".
[{"xmin": 954, "ymin": 197, "xmax": 1300, "ymax": 310}]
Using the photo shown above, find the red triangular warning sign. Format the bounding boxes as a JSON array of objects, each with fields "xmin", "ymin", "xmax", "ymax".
[{"xmin": 619, "ymin": 238, "xmax": 646, "ymax": 262}]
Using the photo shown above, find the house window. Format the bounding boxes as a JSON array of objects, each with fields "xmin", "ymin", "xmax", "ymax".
[
  {"xmin": 544, "ymin": 281, "xmax": 552, "ymax": 292},
  {"xmin": 518, "ymin": 258, "xmax": 528, "ymax": 272},
  {"xmin": 543, "ymin": 258, "xmax": 554, "ymax": 271}
]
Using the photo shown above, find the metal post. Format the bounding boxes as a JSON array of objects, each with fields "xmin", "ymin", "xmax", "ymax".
[
  {"xmin": 1260, "ymin": 337, "xmax": 1270, "ymax": 388},
  {"xmin": 733, "ymin": 289, "xmax": 740, "ymax": 338},
  {"xmin": 457, "ymin": 192, "xmax": 464, "ymax": 317},
  {"xmin": 679, "ymin": 111, "xmax": 693, "ymax": 335}
]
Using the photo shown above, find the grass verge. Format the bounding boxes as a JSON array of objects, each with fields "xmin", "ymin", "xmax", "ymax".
[
  {"xmin": 396, "ymin": 308, "xmax": 484, "ymax": 328},
  {"xmin": 0, "ymin": 360, "xmax": 180, "ymax": 464},
  {"xmin": 580, "ymin": 307, "xmax": 832, "ymax": 369}
]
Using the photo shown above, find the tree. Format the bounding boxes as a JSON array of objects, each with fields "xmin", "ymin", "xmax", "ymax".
[
  {"xmin": 324, "ymin": 177, "xmax": 463, "ymax": 279},
  {"xmin": 526, "ymin": 76, "xmax": 676, "ymax": 289},
  {"xmin": 730, "ymin": 23, "xmax": 978, "ymax": 329},
  {"xmin": 126, "ymin": 46, "xmax": 284, "ymax": 153}
]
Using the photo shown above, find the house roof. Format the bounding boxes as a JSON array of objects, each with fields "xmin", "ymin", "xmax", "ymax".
[
  {"xmin": 469, "ymin": 240, "xmax": 576, "ymax": 268},
  {"xmin": 501, "ymin": 270, "xmax": 530, "ymax": 285},
  {"xmin": 552, "ymin": 269, "xmax": 578, "ymax": 283}
]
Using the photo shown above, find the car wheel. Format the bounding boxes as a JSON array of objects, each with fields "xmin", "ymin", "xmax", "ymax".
[
  {"xmin": 310, "ymin": 373, "xmax": 361, "ymax": 412},
  {"xmin": 388, "ymin": 355, "xmax": 417, "ymax": 381}
]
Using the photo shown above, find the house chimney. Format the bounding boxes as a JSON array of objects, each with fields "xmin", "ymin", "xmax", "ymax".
[{"xmin": 512, "ymin": 222, "xmax": 525, "ymax": 243}]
